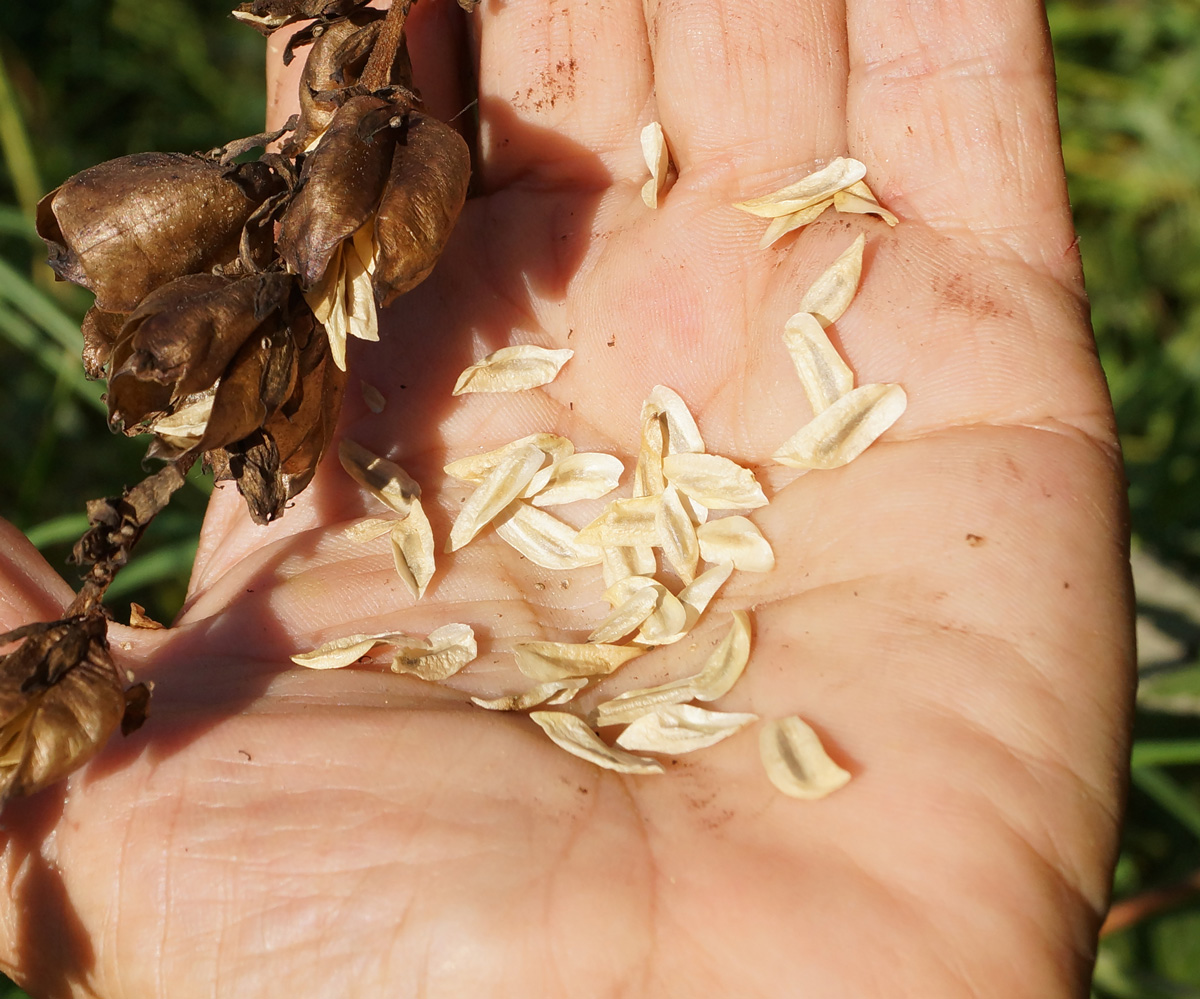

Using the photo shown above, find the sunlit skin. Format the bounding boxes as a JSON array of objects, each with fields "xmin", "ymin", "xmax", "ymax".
[{"xmin": 0, "ymin": 0, "xmax": 1134, "ymax": 995}]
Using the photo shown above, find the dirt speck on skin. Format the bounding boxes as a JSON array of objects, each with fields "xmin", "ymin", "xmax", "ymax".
[
  {"xmin": 966, "ymin": 533, "xmax": 985, "ymax": 546},
  {"xmin": 511, "ymin": 58, "xmax": 578, "ymax": 113},
  {"xmin": 932, "ymin": 271, "xmax": 1014, "ymax": 321}
]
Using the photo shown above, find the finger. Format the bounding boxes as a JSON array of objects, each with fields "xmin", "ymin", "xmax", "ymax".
[
  {"xmin": 0, "ymin": 521, "xmax": 74, "ymax": 629},
  {"xmin": 846, "ymin": 0, "xmax": 1081, "ymax": 286},
  {"xmin": 646, "ymin": 0, "xmax": 849, "ymax": 188},
  {"xmin": 474, "ymin": 0, "xmax": 654, "ymax": 190}
]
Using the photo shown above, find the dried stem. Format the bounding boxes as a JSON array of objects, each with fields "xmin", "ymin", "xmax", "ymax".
[
  {"xmin": 358, "ymin": 0, "xmax": 413, "ymax": 92},
  {"xmin": 1101, "ymin": 867, "xmax": 1200, "ymax": 936}
]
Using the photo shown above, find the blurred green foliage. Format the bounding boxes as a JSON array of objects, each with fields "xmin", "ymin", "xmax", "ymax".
[{"xmin": 1, "ymin": 0, "xmax": 1200, "ymax": 995}]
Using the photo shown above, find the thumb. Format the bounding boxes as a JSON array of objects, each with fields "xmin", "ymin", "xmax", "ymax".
[{"xmin": 0, "ymin": 520, "xmax": 75, "ymax": 630}]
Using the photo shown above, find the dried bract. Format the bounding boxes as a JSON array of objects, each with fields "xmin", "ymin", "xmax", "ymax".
[
  {"xmin": 759, "ymin": 199, "xmax": 835, "ymax": 249},
  {"xmin": 529, "ymin": 711, "xmax": 664, "ymax": 775},
  {"xmin": 772, "ymin": 383, "xmax": 907, "ymax": 469},
  {"xmin": 452, "ymin": 345, "xmax": 574, "ymax": 396},
  {"xmin": 615, "ymin": 704, "xmax": 758, "ymax": 754},
  {"xmin": 759, "ymin": 716, "xmax": 851, "ymax": 799},
  {"xmin": 290, "ymin": 631, "xmax": 406, "ymax": 669}
]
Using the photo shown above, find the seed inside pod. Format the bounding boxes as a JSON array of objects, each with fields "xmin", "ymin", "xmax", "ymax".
[
  {"xmin": 733, "ymin": 157, "xmax": 867, "ymax": 219},
  {"xmin": 290, "ymin": 631, "xmax": 415, "ymax": 669},
  {"xmin": 446, "ymin": 443, "xmax": 546, "ymax": 552},
  {"xmin": 576, "ymin": 495, "xmax": 663, "ymax": 548},
  {"xmin": 833, "ymin": 180, "xmax": 899, "ymax": 226},
  {"xmin": 444, "ymin": 434, "xmax": 572, "ymax": 483},
  {"xmin": 492, "ymin": 501, "xmax": 604, "ymax": 570},
  {"xmin": 759, "ymin": 199, "xmax": 835, "ymax": 249},
  {"xmin": 528, "ymin": 452, "xmax": 624, "ymax": 507},
  {"xmin": 588, "ymin": 584, "xmax": 663, "ymax": 644}
]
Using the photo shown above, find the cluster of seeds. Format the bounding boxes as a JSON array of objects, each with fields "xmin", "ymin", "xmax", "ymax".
[{"xmin": 293, "ymin": 147, "xmax": 906, "ymax": 799}]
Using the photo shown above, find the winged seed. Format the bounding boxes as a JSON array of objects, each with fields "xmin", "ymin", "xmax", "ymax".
[
  {"xmin": 471, "ymin": 678, "xmax": 588, "ymax": 711},
  {"xmin": 657, "ymin": 485, "xmax": 699, "ymax": 584},
  {"xmin": 734, "ymin": 158, "xmax": 867, "ymax": 219},
  {"xmin": 759, "ymin": 716, "xmax": 852, "ymax": 799},
  {"xmin": 782, "ymin": 312, "xmax": 855, "ymax": 414},
  {"xmin": 833, "ymin": 180, "xmax": 899, "ymax": 226},
  {"xmin": 339, "ymin": 439, "xmax": 421, "ymax": 517},
  {"xmin": 633, "ymin": 410, "xmax": 666, "ymax": 498},
  {"xmin": 361, "ymin": 381, "xmax": 386, "ymax": 413},
  {"xmin": 603, "ymin": 573, "xmax": 661, "ymax": 608},
  {"xmin": 390, "ymin": 623, "xmax": 477, "ymax": 681},
  {"xmin": 576, "ymin": 496, "xmax": 662, "ymax": 548},
  {"xmin": 446, "ymin": 443, "xmax": 546, "ymax": 551},
  {"xmin": 588, "ymin": 584, "xmax": 663, "ymax": 643},
  {"xmin": 529, "ymin": 712, "xmax": 664, "ymax": 774},
  {"xmin": 615, "ymin": 704, "xmax": 759, "ymax": 754},
  {"xmin": 696, "ymin": 518, "xmax": 774, "ymax": 573},
  {"xmin": 290, "ymin": 634, "xmax": 397, "ymax": 669},
  {"xmin": 634, "ymin": 587, "xmax": 689, "ymax": 646},
  {"xmin": 390, "ymin": 500, "xmax": 436, "ymax": 598},
  {"xmin": 343, "ymin": 518, "xmax": 395, "ymax": 543},
  {"xmin": 772, "ymin": 383, "xmax": 907, "ymax": 469},
  {"xmin": 515, "ymin": 641, "xmax": 646, "ymax": 682},
  {"xmin": 640, "ymin": 121, "xmax": 669, "ymax": 209},
  {"xmin": 661, "ymin": 453, "xmax": 767, "ymax": 509},
  {"xmin": 692, "ymin": 610, "xmax": 752, "ymax": 700},
  {"xmin": 677, "ymin": 560, "xmax": 735, "ymax": 627},
  {"xmin": 529, "ymin": 452, "xmax": 624, "ymax": 507},
  {"xmin": 452, "ymin": 345, "xmax": 574, "ymax": 395},
  {"xmin": 796, "ymin": 234, "xmax": 865, "ymax": 328},
  {"xmin": 602, "ymin": 545, "xmax": 658, "ymax": 588},
  {"xmin": 593, "ymin": 681, "xmax": 696, "ymax": 727},
  {"xmin": 444, "ymin": 434, "xmax": 572, "ymax": 483},
  {"xmin": 646, "ymin": 385, "xmax": 705, "ymax": 455},
  {"xmin": 759, "ymin": 199, "xmax": 835, "ymax": 249},
  {"xmin": 493, "ymin": 501, "xmax": 604, "ymax": 570}
]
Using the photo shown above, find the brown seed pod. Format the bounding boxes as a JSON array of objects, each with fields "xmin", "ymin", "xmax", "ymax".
[
  {"xmin": 372, "ymin": 112, "xmax": 471, "ymax": 306},
  {"xmin": 36, "ymin": 154, "xmax": 282, "ymax": 312},
  {"xmin": 232, "ymin": 0, "xmax": 374, "ymax": 33},
  {"xmin": 278, "ymin": 95, "xmax": 398, "ymax": 289},
  {"xmin": 79, "ymin": 306, "xmax": 126, "ymax": 380}
]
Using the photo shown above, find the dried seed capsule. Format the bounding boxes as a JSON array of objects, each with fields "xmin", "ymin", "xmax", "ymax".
[
  {"xmin": 36, "ymin": 153, "xmax": 281, "ymax": 312},
  {"xmin": 372, "ymin": 112, "xmax": 471, "ymax": 306},
  {"xmin": 232, "ymin": 0, "xmax": 374, "ymax": 33},
  {"xmin": 80, "ymin": 307, "xmax": 125, "ymax": 381}
]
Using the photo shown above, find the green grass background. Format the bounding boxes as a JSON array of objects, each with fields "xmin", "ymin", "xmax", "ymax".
[{"xmin": 2, "ymin": 0, "xmax": 1200, "ymax": 994}]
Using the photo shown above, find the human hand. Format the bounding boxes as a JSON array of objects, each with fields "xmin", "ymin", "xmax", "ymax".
[{"xmin": 0, "ymin": 0, "xmax": 1133, "ymax": 995}]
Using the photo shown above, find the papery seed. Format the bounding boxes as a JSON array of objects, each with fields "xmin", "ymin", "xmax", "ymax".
[
  {"xmin": 692, "ymin": 610, "xmax": 752, "ymax": 700},
  {"xmin": 759, "ymin": 199, "xmax": 835, "ymax": 249},
  {"xmin": 697, "ymin": 518, "xmax": 774, "ymax": 572},
  {"xmin": 390, "ymin": 499, "xmax": 436, "ymax": 598},
  {"xmin": 634, "ymin": 587, "xmax": 688, "ymax": 646},
  {"xmin": 452, "ymin": 345, "xmax": 574, "ymax": 395},
  {"xmin": 633, "ymin": 409, "xmax": 665, "ymax": 498},
  {"xmin": 796, "ymin": 234, "xmax": 865, "ymax": 328},
  {"xmin": 339, "ymin": 438, "xmax": 421, "ymax": 516},
  {"xmin": 759, "ymin": 716, "xmax": 852, "ymax": 799},
  {"xmin": 576, "ymin": 496, "xmax": 662, "ymax": 548},
  {"xmin": 661, "ymin": 453, "xmax": 767, "ymax": 509},
  {"xmin": 646, "ymin": 385, "xmax": 705, "ymax": 455},
  {"xmin": 291, "ymin": 631, "xmax": 411, "ymax": 669},
  {"xmin": 515, "ymin": 641, "xmax": 645, "ymax": 682},
  {"xmin": 677, "ymin": 560, "xmax": 734, "ymax": 628},
  {"xmin": 601, "ymin": 545, "xmax": 657, "ymax": 588},
  {"xmin": 493, "ymin": 501, "xmax": 604, "ymax": 570},
  {"xmin": 343, "ymin": 517, "xmax": 395, "ymax": 543},
  {"xmin": 588, "ymin": 584, "xmax": 663, "ymax": 644},
  {"xmin": 782, "ymin": 312, "xmax": 854, "ymax": 415},
  {"xmin": 444, "ymin": 434, "xmax": 572, "ymax": 483},
  {"xmin": 471, "ymin": 678, "xmax": 588, "ymax": 711},
  {"xmin": 615, "ymin": 703, "xmax": 759, "ymax": 754},
  {"xmin": 361, "ymin": 381, "xmax": 387, "ymax": 413},
  {"xmin": 734, "ymin": 158, "xmax": 867, "ymax": 219},
  {"xmin": 593, "ymin": 681, "xmax": 695, "ymax": 728},
  {"xmin": 390, "ymin": 623, "xmax": 477, "ymax": 681},
  {"xmin": 640, "ymin": 122, "xmax": 669, "ymax": 209},
  {"xmin": 529, "ymin": 711, "xmax": 664, "ymax": 774},
  {"xmin": 772, "ymin": 383, "xmax": 906, "ymax": 470},
  {"xmin": 833, "ymin": 180, "xmax": 899, "ymax": 226},
  {"xmin": 602, "ymin": 572, "xmax": 660, "ymax": 608},
  {"xmin": 657, "ymin": 484, "xmax": 699, "ymax": 584},
  {"xmin": 529, "ymin": 453, "xmax": 624, "ymax": 507},
  {"xmin": 446, "ymin": 444, "xmax": 546, "ymax": 551}
]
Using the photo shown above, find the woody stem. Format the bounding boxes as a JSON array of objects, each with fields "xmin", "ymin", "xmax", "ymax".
[{"xmin": 359, "ymin": 0, "xmax": 414, "ymax": 92}]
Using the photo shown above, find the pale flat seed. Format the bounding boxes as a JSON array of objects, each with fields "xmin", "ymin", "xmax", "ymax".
[
  {"xmin": 390, "ymin": 499, "xmax": 436, "ymax": 598},
  {"xmin": 291, "ymin": 631, "xmax": 414, "ymax": 670},
  {"xmin": 616, "ymin": 704, "xmax": 759, "ymax": 754},
  {"xmin": 834, "ymin": 180, "xmax": 899, "ymax": 226},
  {"xmin": 339, "ymin": 439, "xmax": 421, "ymax": 516},
  {"xmin": 576, "ymin": 495, "xmax": 663, "ymax": 548},
  {"xmin": 361, "ymin": 381, "xmax": 386, "ymax": 413},
  {"xmin": 640, "ymin": 121, "xmax": 669, "ymax": 209},
  {"xmin": 452, "ymin": 345, "xmax": 574, "ymax": 395},
  {"xmin": 646, "ymin": 385, "xmax": 705, "ymax": 455},
  {"xmin": 593, "ymin": 681, "xmax": 696, "ymax": 727},
  {"xmin": 633, "ymin": 410, "xmax": 666, "ymax": 498},
  {"xmin": 603, "ymin": 572, "xmax": 660, "ymax": 608},
  {"xmin": 601, "ymin": 545, "xmax": 657, "ymax": 588},
  {"xmin": 662, "ymin": 453, "xmax": 767, "ymax": 510},
  {"xmin": 657, "ymin": 484, "xmax": 699, "ymax": 584},
  {"xmin": 444, "ymin": 434, "xmax": 573, "ymax": 483},
  {"xmin": 471, "ymin": 678, "xmax": 588, "ymax": 711},
  {"xmin": 734, "ymin": 158, "xmax": 867, "ymax": 219},
  {"xmin": 635, "ymin": 587, "xmax": 689, "ymax": 646},
  {"xmin": 772, "ymin": 383, "xmax": 907, "ymax": 470},
  {"xmin": 151, "ymin": 392, "xmax": 213, "ymax": 438},
  {"xmin": 446, "ymin": 443, "xmax": 546, "ymax": 551},
  {"xmin": 759, "ymin": 716, "xmax": 852, "ymax": 799},
  {"xmin": 345, "ymin": 226, "xmax": 380, "ymax": 344},
  {"xmin": 515, "ymin": 641, "xmax": 646, "ymax": 682},
  {"xmin": 760, "ymin": 199, "xmax": 836, "ymax": 249},
  {"xmin": 305, "ymin": 243, "xmax": 348, "ymax": 370},
  {"xmin": 529, "ymin": 452, "xmax": 624, "ymax": 507},
  {"xmin": 520, "ymin": 464, "xmax": 555, "ymax": 499},
  {"xmin": 390, "ymin": 623, "xmax": 477, "ymax": 681},
  {"xmin": 782, "ymin": 312, "xmax": 855, "ymax": 415},
  {"xmin": 697, "ymin": 518, "xmax": 775, "ymax": 573},
  {"xmin": 677, "ymin": 560, "xmax": 735, "ymax": 628},
  {"xmin": 344, "ymin": 518, "xmax": 395, "ymax": 544},
  {"xmin": 692, "ymin": 610, "xmax": 752, "ymax": 700},
  {"xmin": 796, "ymin": 233, "xmax": 866, "ymax": 328},
  {"xmin": 588, "ymin": 584, "xmax": 663, "ymax": 644},
  {"xmin": 529, "ymin": 711, "xmax": 665, "ymax": 775},
  {"xmin": 493, "ymin": 501, "xmax": 604, "ymax": 570}
]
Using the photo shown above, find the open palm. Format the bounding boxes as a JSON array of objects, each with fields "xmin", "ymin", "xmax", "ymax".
[{"xmin": 0, "ymin": 0, "xmax": 1133, "ymax": 995}]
